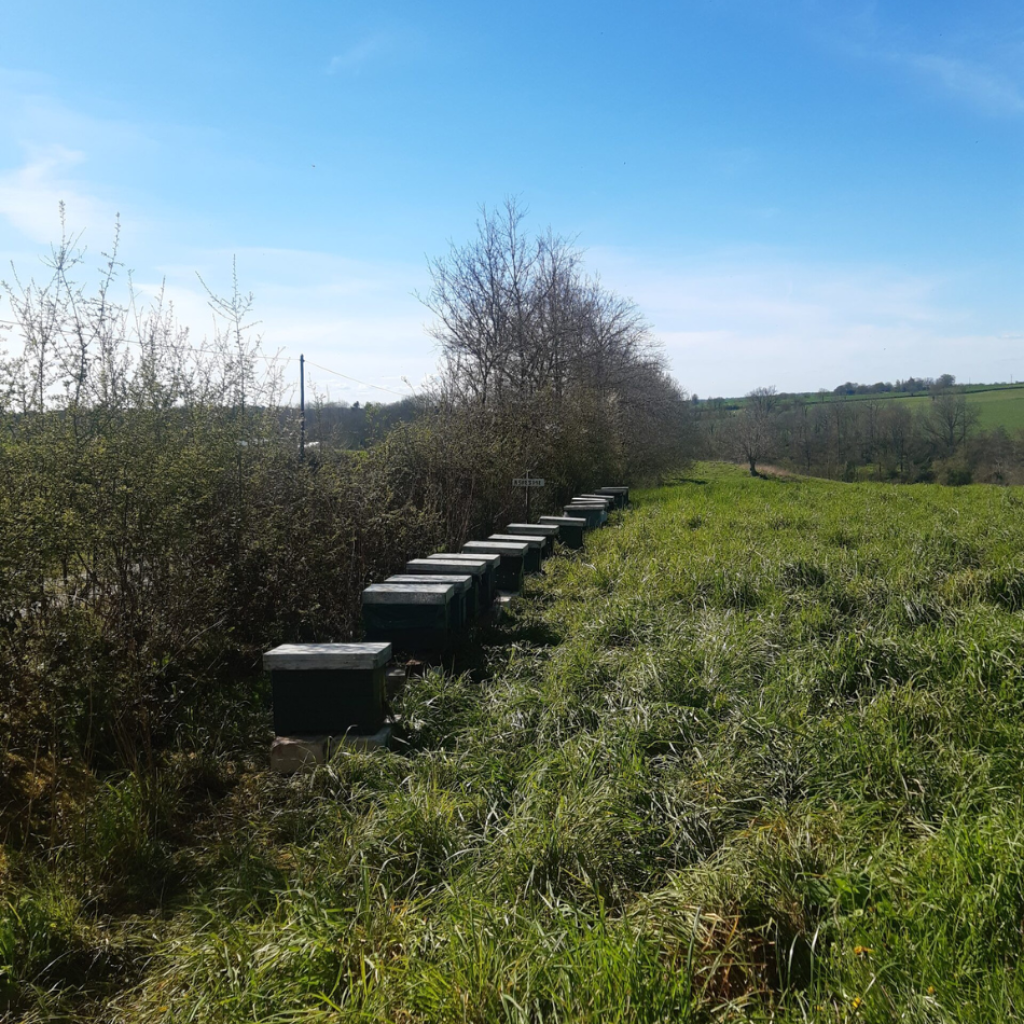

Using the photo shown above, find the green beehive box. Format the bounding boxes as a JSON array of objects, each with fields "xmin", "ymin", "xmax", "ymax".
[
  {"xmin": 488, "ymin": 533, "xmax": 544, "ymax": 573},
  {"xmin": 386, "ymin": 574, "xmax": 475, "ymax": 626},
  {"xmin": 362, "ymin": 582, "xmax": 456, "ymax": 653},
  {"xmin": 405, "ymin": 558, "xmax": 489, "ymax": 614},
  {"xmin": 564, "ymin": 504, "xmax": 606, "ymax": 528},
  {"xmin": 426, "ymin": 553, "xmax": 500, "ymax": 609},
  {"xmin": 461, "ymin": 540, "xmax": 527, "ymax": 592},
  {"xmin": 538, "ymin": 515, "xmax": 586, "ymax": 550},
  {"xmin": 505, "ymin": 522, "xmax": 558, "ymax": 556},
  {"xmin": 263, "ymin": 642, "xmax": 391, "ymax": 736},
  {"xmin": 597, "ymin": 486, "xmax": 629, "ymax": 509}
]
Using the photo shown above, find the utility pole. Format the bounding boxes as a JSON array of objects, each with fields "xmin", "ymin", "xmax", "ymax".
[{"xmin": 299, "ymin": 354, "xmax": 306, "ymax": 460}]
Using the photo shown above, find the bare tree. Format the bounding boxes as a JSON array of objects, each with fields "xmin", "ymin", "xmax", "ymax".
[
  {"xmin": 922, "ymin": 390, "xmax": 978, "ymax": 457},
  {"xmin": 730, "ymin": 386, "xmax": 779, "ymax": 475},
  {"xmin": 420, "ymin": 198, "xmax": 539, "ymax": 406},
  {"xmin": 419, "ymin": 198, "xmax": 691, "ymax": 480},
  {"xmin": 881, "ymin": 403, "xmax": 913, "ymax": 477}
]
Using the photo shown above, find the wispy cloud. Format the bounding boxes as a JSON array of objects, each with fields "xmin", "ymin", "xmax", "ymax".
[
  {"xmin": 899, "ymin": 52, "xmax": 1024, "ymax": 117},
  {"xmin": 0, "ymin": 145, "xmax": 118, "ymax": 245},
  {"xmin": 327, "ymin": 33, "xmax": 404, "ymax": 75},
  {"xmin": 591, "ymin": 248, "xmax": 1016, "ymax": 396},
  {"xmin": 803, "ymin": 2, "xmax": 1024, "ymax": 118}
]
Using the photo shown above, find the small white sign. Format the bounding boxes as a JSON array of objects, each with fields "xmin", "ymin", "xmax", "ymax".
[{"xmin": 513, "ymin": 477, "xmax": 545, "ymax": 487}]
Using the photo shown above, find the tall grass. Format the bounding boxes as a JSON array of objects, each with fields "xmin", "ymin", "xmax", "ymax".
[{"xmin": 6, "ymin": 464, "xmax": 1024, "ymax": 1020}]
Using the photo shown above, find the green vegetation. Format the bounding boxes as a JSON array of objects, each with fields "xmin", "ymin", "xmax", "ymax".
[
  {"xmin": 790, "ymin": 385, "xmax": 1024, "ymax": 434},
  {"xmin": 6, "ymin": 463, "xmax": 1024, "ymax": 1020},
  {"xmin": 935, "ymin": 387, "xmax": 1024, "ymax": 433},
  {"xmin": 0, "ymin": 215, "xmax": 690, "ymax": 780},
  {"xmin": 704, "ymin": 382, "xmax": 1024, "ymax": 484}
]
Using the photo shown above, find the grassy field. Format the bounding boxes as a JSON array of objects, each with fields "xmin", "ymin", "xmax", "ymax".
[
  {"xmin": 763, "ymin": 384, "xmax": 1024, "ymax": 433},
  {"xmin": 946, "ymin": 387, "xmax": 1024, "ymax": 432},
  {"xmin": 6, "ymin": 464, "xmax": 1024, "ymax": 1021},
  {"xmin": 817, "ymin": 387, "xmax": 1024, "ymax": 433}
]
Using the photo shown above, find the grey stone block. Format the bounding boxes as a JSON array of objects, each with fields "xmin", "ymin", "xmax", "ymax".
[
  {"xmin": 334, "ymin": 724, "xmax": 393, "ymax": 753},
  {"xmin": 270, "ymin": 735, "xmax": 329, "ymax": 772},
  {"xmin": 270, "ymin": 726, "xmax": 394, "ymax": 772}
]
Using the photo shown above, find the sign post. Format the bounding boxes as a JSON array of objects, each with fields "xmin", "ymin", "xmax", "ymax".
[{"xmin": 512, "ymin": 470, "xmax": 546, "ymax": 520}]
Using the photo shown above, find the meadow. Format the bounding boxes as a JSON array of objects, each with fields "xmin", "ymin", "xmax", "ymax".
[
  {"xmin": 787, "ymin": 384, "xmax": 1024, "ymax": 433},
  {"xmin": 5, "ymin": 463, "xmax": 1024, "ymax": 1021}
]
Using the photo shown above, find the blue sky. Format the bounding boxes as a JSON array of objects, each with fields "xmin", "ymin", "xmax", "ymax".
[{"xmin": 0, "ymin": 0, "xmax": 1021, "ymax": 401}]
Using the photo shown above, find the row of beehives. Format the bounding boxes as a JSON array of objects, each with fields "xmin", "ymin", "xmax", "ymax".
[{"xmin": 262, "ymin": 487, "xmax": 629, "ymax": 769}]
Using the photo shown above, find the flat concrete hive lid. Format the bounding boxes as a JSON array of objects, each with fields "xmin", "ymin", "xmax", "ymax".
[
  {"xmin": 429, "ymin": 552, "xmax": 501, "ymax": 568},
  {"xmin": 362, "ymin": 583, "xmax": 454, "ymax": 604},
  {"xmin": 488, "ymin": 533, "xmax": 543, "ymax": 549},
  {"xmin": 506, "ymin": 523, "xmax": 559, "ymax": 535},
  {"xmin": 539, "ymin": 515, "xmax": 587, "ymax": 525},
  {"xmin": 386, "ymin": 574, "xmax": 471, "ymax": 593},
  {"xmin": 463, "ymin": 540, "xmax": 530, "ymax": 554},
  {"xmin": 598, "ymin": 486, "xmax": 629, "ymax": 492},
  {"xmin": 407, "ymin": 558, "xmax": 486, "ymax": 576},
  {"xmin": 264, "ymin": 641, "xmax": 392, "ymax": 671}
]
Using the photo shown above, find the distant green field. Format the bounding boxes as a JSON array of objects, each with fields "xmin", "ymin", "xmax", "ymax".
[
  {"xmin": 955, "ymin": 387, "xmax": 1024, "ymax": 431},
  {"xmin": 729, "ymin": 384, "xmax": 1024, "ymax": 432},
  {"xmin": 836, "ymin": 388, "xmax": 1024, "ymax": 432}
]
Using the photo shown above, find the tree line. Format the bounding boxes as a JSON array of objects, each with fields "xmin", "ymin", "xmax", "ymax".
[{"xmin": 704, "ymin": 383, "xmax": 1023, "ymax": 485}]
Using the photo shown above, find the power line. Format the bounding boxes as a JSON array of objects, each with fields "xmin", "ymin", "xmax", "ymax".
[
  {"xmin": 0, "ymin": 317, "xmax": 415, "ymax": 398},
  {"xmin": 304, "ymin": 359, "xmax": 412, "ymax": 397}
]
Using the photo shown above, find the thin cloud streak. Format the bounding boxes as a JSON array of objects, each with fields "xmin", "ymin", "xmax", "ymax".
[
  {"xmin": 900, "ymin": 51, "xmax": 1024, "ymax": 116},
  {"xmin": 0, "ymin": 145, "xmax": 118, "ymax": 245},
  {"xmin": 594, "ymin": 250, "xmax": 1015, "ymax": 396},
  {"xmin": 327, "ymin": 31, "xmax": 414, "ymax": 75}
]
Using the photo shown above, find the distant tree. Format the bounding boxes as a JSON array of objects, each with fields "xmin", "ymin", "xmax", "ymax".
[
  {"xmin": 823, "ymin": 399, "xmax": 859, "ymax": 479},
  {"xmin": 860, "ymin": 399, "xmax": 883, "ymax": 476},
  {"xmin": 788, "ymin": 398, "xmax": 824, "ymax": 473},
  {"xmin": 922, "ymin": 390, "xmax": 978, "ymax": 457},
  {"xmin": 730, "ymin": 386, "xmax": 779, "ymax": 475}
]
